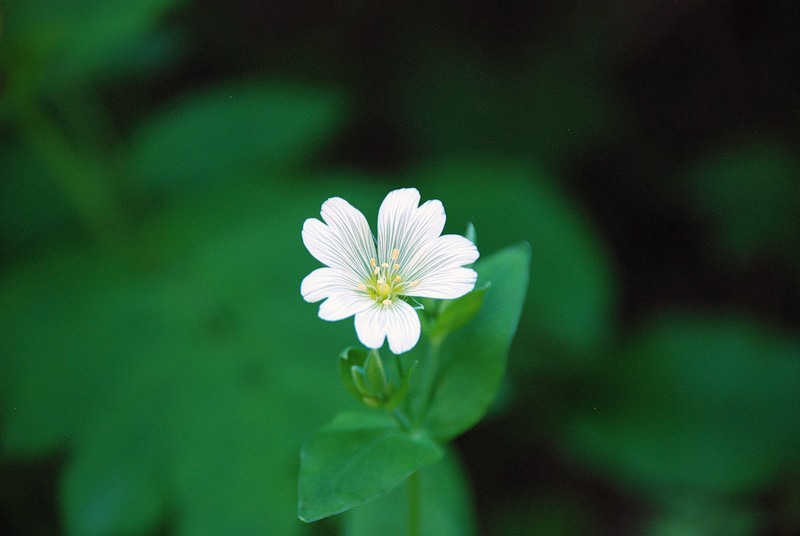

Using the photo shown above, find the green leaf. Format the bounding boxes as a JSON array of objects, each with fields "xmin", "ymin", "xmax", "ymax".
[
  {"xmin": 127, "ymin": 82, "xmax": 346, "ymax": 193},
  {"xmin": 423, "ymin": 242, "xmax": 530, "ymax": 440},
  {"xmin": 428, "ymin": 284, "xmax": 489, "ymax": 341},
  {"xmin": 416, "ymin": 158, "xmax": 616, "ymax": 357},
  {"xmin": 563, "ymin": 313, "xmax": 800, "ymax": 495},
  {"xmin": 343, "ymin": 449, "xmax": 476, "ymax": 536},
  {"xmin": 0, "ymin": 141, "xmax": 75, "ymax": 247},
  {"xmin": 298, "ymin": 412, "xmax": 443, "ymax": 522},
  {"xmin": 642, "ymin": 493, "xmax": 760, "ymax": 536},
  {"xmin": 60, "ymin": 387, "xmax": 166, "ymax": 536},
  {"xmin": 62, "ymin": 460, "xmax": 164, "ymax": 536},
  {"xmin": 0, "ymin": 180, "xmax": 369, "ymax": 534},
  {"xmin": 0, "ymin": 252, "xmax": 161, "ymax": 456},
  {"xmin": 3, "ymin": 0, "xmax": 184, "ymax": 93}
]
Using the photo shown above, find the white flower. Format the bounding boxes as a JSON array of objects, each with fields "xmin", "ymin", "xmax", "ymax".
[{"xmin": 301, "ymin": 188, "xmax": 479, "ymax": 354}]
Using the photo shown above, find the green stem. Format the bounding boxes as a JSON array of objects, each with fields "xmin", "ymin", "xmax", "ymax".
[
  {"xmin": 415, "ymin": 338, "xmax": 443, "ymax": 427},
  {"xmin": 407, "ymin": 470, "xmax": 421, "ymax": 536},
  {"xmin": 392, "ymin": 407, "xmax": 412, "ymax": 430},
  {"xmin": 14, "ymin": 94, "xmax": 125, "ymax": 248},
  {"xmin": 395, "ymin": 352, "xmax": 406, "ymax": 379}
]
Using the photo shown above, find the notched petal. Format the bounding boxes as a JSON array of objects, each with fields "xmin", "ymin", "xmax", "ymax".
[
  {"xmin": 354, "ymin": 305, "xmax": 388, "ymax": 349},
  {"xmin": 301, "ymin": 267, "xmax": 337, "ymax": 303},
  {"xmin": 301, "ymin": 218, "xmax": 337, "ymax": 267},
  {"xmin": 302, "ymin": 196, "xmax": 376, "ymax": 276},
  {"xmin": 378, "ymin": 188, "xmax": 421, "ymax": 221},
  {"xmin": 385, "ymin": 300, "xmax": 421, "ymax": 354},
  {"xmin": 377, "ymin": 188, "xmax": 447, "ymax": 265}
]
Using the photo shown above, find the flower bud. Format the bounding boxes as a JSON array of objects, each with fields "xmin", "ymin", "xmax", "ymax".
[{"xmin": 339, "ymin": 347, "xmax": 391, "ymax": 408}]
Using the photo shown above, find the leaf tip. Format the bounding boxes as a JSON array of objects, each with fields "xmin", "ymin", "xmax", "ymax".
[
  {"xmin": 517, "ymin": 240, "xmax": 532, "ymax": 258},
  {"xmin": 296, "ymin": 501, "xmax": 315, "ymax": 523}
]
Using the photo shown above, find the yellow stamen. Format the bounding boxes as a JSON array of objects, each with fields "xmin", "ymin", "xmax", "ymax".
[
  {"xmin": 381, "ymin": 262, "xmax": 389, "ymax": 268},
  {"xmin": 409, "ymin": 280, "xmax": 420, "ymax": 287},
  {"xmin": 373, "ymin": 266, "xmax": 381, "ymax": 275},
  {"xmin": 394, "ymin": 276, "xmax": 402, "ymax": 283},
  {"xmin": 382, "ymin": 299, "xmax": 392, "ymax": 306},
  {"xmin": 357, "ymin": 283, "xmax": 367, "ymax": 290},
  {"xmin": 370, "ymin": 258, "xmax": 377, "ymax": 268},
  {"xmin": 391, "ymin": 249, "xmax": 400, "ymax": 260},
  {"xmin": 392, "ymin": 263, "xmax": 400, "ymax": 270}
]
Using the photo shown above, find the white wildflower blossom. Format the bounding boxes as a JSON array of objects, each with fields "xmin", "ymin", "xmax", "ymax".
[{"xmin": 301, "ymin": 188, "xmax": 479, "ymax": 354}]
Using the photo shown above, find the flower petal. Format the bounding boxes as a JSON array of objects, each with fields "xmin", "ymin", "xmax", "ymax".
[
  {"xmin": 354, "ymin": 300, "xmax": 421, "ymax": 354},
  {"xmin": 301, "ymin": 267, "xmax": 346, "ymax": 302},
  {"xmin": 377, "ymin": 188, "xmax": 445, "ymax": 264},
  {"xmin": 319, "ymin": 293, "xmax": 373, "ymax": 321},
  {"xmin": 402, "ymin": 234, "xmax": 479, "ymax": 299},
  {"xmin": 302, "ymin": 197, "xmax": 376, "ymax": 277},
  {"xmin": 354, "ymin": 304, "xmax": 388, "ymax": 349},
  {"xmin": 384, "ymin": 300, "xmax": 422, "ymax": 354},
  {"xmin": 404, "ymin": 267, "xmax": 477, "ymax": 300},
  {"xmin": 301, "ymin": 267, "xmax": 373, "ymax": 321}
]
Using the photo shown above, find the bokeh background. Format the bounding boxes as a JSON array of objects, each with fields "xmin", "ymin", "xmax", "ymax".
[{"xmin": 2, "ymin": 0, "xmax": 800, "ymax": 534}]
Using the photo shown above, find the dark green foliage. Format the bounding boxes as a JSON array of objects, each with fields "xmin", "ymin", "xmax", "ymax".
[{"xmin": 2, "ymin": 0, "xmax": 800, "ymax": 534}]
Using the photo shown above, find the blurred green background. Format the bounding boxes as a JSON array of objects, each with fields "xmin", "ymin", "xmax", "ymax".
[{"xmin": 2, "ymin": 0, "xmax": 800, "ymax": 534}]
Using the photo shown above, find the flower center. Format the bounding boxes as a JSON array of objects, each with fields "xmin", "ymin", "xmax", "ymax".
[{"xmin": 358, "ymin": 248, "xmax": 419, "ymax": 306}]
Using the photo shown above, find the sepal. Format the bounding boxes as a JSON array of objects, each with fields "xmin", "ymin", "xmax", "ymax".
[{"xmin": 339, "ymin": 347, "xmax": 413, "ymax": 409}]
